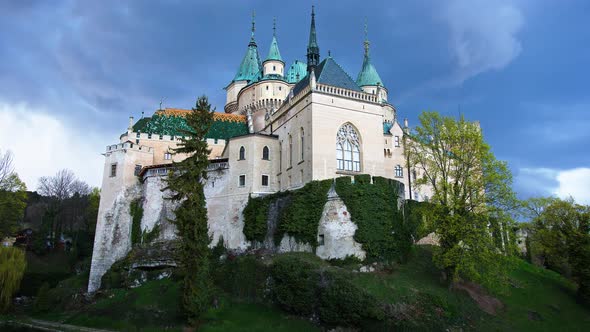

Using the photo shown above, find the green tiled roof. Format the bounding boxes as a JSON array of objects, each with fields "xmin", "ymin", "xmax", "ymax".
[
  {"xmin": 266, "ymin": 35, "xmax": 282, "ymax": 62},
  {"xmin": 132, "ymin": 112, "xmax": 248, "ymax": 140},
  {"xmin": 286, "ymin": 60, "xmax": 307, "ymax": 83},
  {"xmin": 356, "ymin": 55, "xmax": 383, "ymax": 87}
]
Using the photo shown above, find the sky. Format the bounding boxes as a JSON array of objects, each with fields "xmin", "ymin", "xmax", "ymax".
[{"xmin": 0, "ymin": 0, "xmax": 588, "ymax": 204}]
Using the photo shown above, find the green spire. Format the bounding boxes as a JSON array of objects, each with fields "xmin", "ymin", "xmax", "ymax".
[
  {"xmin": 306, "ymin": 6, "xmax": 320, "ymax": 73},
  {"xmin": 266, "ymin": 17, "xmax": 283, "ymax": 62},
  {"xmin": 356, "ymin": 22, "xmax": 384, "ymax": 87},
  {"xmin": 233, "ymin": 12, "xmax": 263, "ymax": 82}
]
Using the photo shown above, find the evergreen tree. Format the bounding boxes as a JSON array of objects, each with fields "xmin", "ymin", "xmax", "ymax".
[{"xmin": 165, "ymin": 95, "xmax": 214, "ymax": 325}]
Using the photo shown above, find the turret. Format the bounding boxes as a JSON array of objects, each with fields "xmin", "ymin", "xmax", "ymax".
[
  {"xmin": 306, "ymin": 6, "xmax": 320, "ymax": 73},
  {"xmin": 225, "ymin": 13, "xmax": 263, "ymax": 113},
  {"xmin": 263, "ymin": 18, "xmax": 285, "ymax": 77},
  {"xmin": 356, "ymin": 23, "xmax": 387, "ymax": 102}
]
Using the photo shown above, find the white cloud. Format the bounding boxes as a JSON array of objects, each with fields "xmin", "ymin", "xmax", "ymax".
[
  {"xmin": 441, "ymin": 0, "xmax": 524, "ymax": 84},
  {"xmin": 0, "ymin": 102, "xmax": 112, "ymax": 190},
  {"xmin": 516, "ymin": 167, "xmax": 590, "ymax": 205},
  {"xmin": 554, "ymin": 168, "xmax": 590, "ymax": 205}
]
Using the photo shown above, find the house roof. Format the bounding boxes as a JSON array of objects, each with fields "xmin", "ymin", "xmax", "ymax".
[{"xmin": 291, "ymin": 57, "xmax": 362, "ymax": 97}]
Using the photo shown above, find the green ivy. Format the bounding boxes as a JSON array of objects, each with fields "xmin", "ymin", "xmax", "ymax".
[
  {"xmin": 242, "ymin": 180, "xmax": 332, "ymax": 247},
  {"xmin": 142, "ymin": 224, "xmax": 161, "ymax": 244},
  {"xmin": 130, "ymin": 199, "xmax": 143, "ymax": 246},
  {"xmin": 335, "ymin": 175, "xmax": 426, "ymax": 262},
  {"xmin": 277, "ymin": 180, "xmax": 332, "ymax": 246}
]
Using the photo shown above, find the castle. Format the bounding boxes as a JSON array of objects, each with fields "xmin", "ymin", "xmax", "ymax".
[{"xmin": 88, "ymin": 8, "xmax": 433, "ymax": 292}]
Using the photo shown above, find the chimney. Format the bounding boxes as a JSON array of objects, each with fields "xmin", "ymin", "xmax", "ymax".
[{"xmin": 128, "ymin": 116, "xmax": 134, "ymax": 132}]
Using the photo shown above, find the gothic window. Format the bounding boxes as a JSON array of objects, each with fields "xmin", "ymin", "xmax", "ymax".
[
  {"xmin": 262, "ymin": 146, "xmax": 270, "ymax": 160},
  {"xmin": 300, "ymin": 128, "xmax": 305, "ymax": 161},
  {"xmin": 239, "ymin": 146, "xmax": 245, "ymax": 160},
  {"xmin": 395, "ymin": 165, "xmax": 403, "ymax": 178},
  {"xmin": 336, "ymin": 123, "xmax": 361, "ymax": 172}
]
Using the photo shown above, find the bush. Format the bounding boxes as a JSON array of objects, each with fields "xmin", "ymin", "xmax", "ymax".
[
  {"xmin": 34, "ymin": 282, "xmax": 51, "ymax": 313},
  {"xmin": 213, "ymin": 255, "xmax": 269, "ymax": 301},
  {"xmin": 270, "ymin": 254, "xmax": 384, "ymax": 326},
  {"xmin": 243, "ymin": 194, "xmax": 272, "ymax": 243}
]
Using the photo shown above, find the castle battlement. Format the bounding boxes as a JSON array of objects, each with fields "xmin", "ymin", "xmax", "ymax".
[
  {"xmin": 106, "ymin": 141, "xmax": 153, "ymax": 153},
  {"xmin": 124, "ymin": 132, "xmax": 228, "ymax": 147}
]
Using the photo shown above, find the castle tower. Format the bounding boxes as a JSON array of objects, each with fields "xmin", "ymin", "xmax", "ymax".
[
  {"xmin": 306, "ymin": 6, "xmax": 320, "ymax": 73},
  {"xmin": 225, "ymin": 13, "xmax": 263, "ymax": 113},
  {"xmin": 263, "ymin": 18, "xmax": 285, "ymax": 77},
  {"xmin": 356, "ymin": 23, "xmax": 388, "ymax": 102}
]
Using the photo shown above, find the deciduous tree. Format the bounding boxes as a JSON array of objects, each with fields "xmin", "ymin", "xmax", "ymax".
[{"xmin": 405, "ymin": 112, "xmax": 517, "ymax": 289}]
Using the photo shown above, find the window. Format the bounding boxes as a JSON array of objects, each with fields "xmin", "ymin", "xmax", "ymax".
[
  {"xmin": 262, "ymin": 175, "xmax": 269, "ymax": 186},
  {"xmin": 262, "ymin": 146, "xmax": 270, "ymax": 160},
  {"xmin": 414, "ymin": 192, "xmax": 419, "ymax": 201},
  {"xmin": 300, "ymin": 128, "xmax": 305, "ymax": 161},
  {"xmin": 148, "ymin": 133, "xmax": 152, "ymax": 139},
  {"xmin": 336, "ymin": 123, "xmax": 361, "ymax": 172},
  {"xmin": 318, "ymin": 234, "xmax": 325, "ymax": 245},
  {"xmin": 136, "ymin": 132, "xmax": 140, "ymax": 138},
  {"xmin": 110, "ymin": 164, "xmax": 117, "ymax": 177},
  {"xmin": 136, "ymin": 139, "xmax": 139, "ymax": 144},
  {"xmin": 412, "ymin": 169, "xmax": 417, "ymax": 181},
  {"xmin": 239, "ymin": 146, "xmax": 245, "ymax": 160},
  {"xmin": 214, "ymin": 138, "xmax": 218, "ymax": 144},
  {"xmin": 395, "ymin": 165, "xmax": 403, "ymax": 178},
  {"xmin": 273, "ymin": 65, "xmax": 276, "ymax": 71},
  {"xmin": 288, "ymin": 135, "xmax": 293, "ymax": 167},
  {"xmin": 279, "ymin": 142, "xmax": 282, "ymax": 171},
  {"xmin": 279, "ymin": 86, "xmax": 282, "ymax": 91},
  {"xmin": 164, "ymin": 153, "xmax": 172, "ymax": 160},
  {"xmin": 300, "ymin": 169, "xmax": 304, "ymax": 183},
  {"xmin": 239, "ymin": 175, "xmax": 246, "ymax": 187},
  {"xmin": 134, "ymin": 164, "xmax": 142, "ymax": 176},
  {"xmin": 266, "ymin": 85, "xmax": 269, "ymax": 90},
  {"xmin": 394, "ymin": 136, "xmax": 400, "ymax": 147},
  {"xmin": 159, "ymin": 134, "xmax": 163, "ymax": 140}
]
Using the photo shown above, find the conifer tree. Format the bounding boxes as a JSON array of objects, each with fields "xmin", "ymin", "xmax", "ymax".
[{"xmin": 166, "ymin": 95, "xmax": 214, "ymax": 325}]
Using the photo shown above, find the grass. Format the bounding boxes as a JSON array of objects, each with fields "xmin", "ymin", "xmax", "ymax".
[
  {"xmin": 43, "ymin": 278, "xmax": 319, "ymax": 332},
  {"xmin": 350, "ymin": 246, "xmax": 590, "ymax": 331}
]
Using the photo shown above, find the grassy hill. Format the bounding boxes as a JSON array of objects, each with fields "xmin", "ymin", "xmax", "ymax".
[{"xmin": 7, "ymin": 246, "xmax": 590, "ymax": 331}]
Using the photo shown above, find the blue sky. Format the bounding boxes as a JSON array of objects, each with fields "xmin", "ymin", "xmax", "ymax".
[{"xmin": 0, "ymin": 0, "xmax": 588, "ymax": 203}]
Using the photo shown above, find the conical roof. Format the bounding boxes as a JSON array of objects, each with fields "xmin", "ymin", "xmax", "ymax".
[
  {"xmin": 286, "ymin": 60, "xmax": 307, "ymax": 83},
  {"xmin": 233, "ymin": 15, "xmax": 263, "ymax": 82},
  {"xmin": 356, "ymin": 31, "xmax": 384, "ymax": 87},
  {"xmin": 266, "ymin": 35, "xmax": 282, "ymax": 62}
]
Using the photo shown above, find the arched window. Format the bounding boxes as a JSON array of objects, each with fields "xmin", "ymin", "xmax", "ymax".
[
  {"xmin": 239, "ymin": 146, "xmax": 245, "ymax": 160},
  {"xmin": 288, "ymin": 135, "xmax": 293, "ymax": 167},
  {"xmin": 262, "ymin": 146, "xmax": 270, "ymax": 160},
  {"xmin": 336, "ymin": 123, "xmax": 361, "ymax": 172},
  {"xmin": 300, "ymin": 128, "xmax": 305, "ymax": 161}
]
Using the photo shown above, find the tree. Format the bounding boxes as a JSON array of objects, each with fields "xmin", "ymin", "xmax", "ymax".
[
  {"xmin": 0, "ymin": 150, "xmax": 27, "ymax": 239},
  {"xmin": 165, "ymin": 95, "xmax": 214, "ymax": 325},
  {"xmin": 36, "ymin": 169, "xmax": 91, "ymax": 247},
  {"xmin": 0, "ymin": 246, "xmax": 26, "ymax": 312},
  {"xmin": 405, "ymin": 112, "xmax": 517, "ymax": 289},
  {"xmin": 524, "ymin": 197, "xmax": 590, "ymax": 304}
]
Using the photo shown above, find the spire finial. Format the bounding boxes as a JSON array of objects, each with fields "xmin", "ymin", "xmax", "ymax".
[
  {"xmin": 251, "ymin": 11, "xmax": 256, "ymax": 39},
  {"xmin": 307, "ymin": 5, "xmax": 320, "ymax": 73},
  {"xmin": 363, "ymin": 19, "xmax": 370, "ymax": 57},
  {"xmin": 273, "ymin": 17, "xmax": 276, "ymax": 36}
]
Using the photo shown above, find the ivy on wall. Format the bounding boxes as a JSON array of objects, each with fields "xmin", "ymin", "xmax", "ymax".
[
  {"xmin": 130, "ymin": 199, "xmax": 143, "ymax": 246},
  {"xmin": 242, "ymin": 180, "xmax": 332, "ymax": 247}
]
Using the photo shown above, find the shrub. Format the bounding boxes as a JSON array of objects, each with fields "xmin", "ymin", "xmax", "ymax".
[
  {"xmin": 271, "ymin": 254, "xmax": 321, "ymax": 315},
  {"xmin": 243, "ymin": 194, "xmax": 271, "ymax": 243},
  {"xmin": 34, "ymin": 282, "xmax": 51, "ymax": 313}
]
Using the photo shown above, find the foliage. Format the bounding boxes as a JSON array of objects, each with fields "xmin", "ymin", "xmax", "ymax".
[
  {"xmin": 277, "ymin": 180, "xmax": 332, "ymax": 246},
  {"xmin": 523, "ymin": 197, "xmax": 590, "ymax": 304},
  {"xmin": 0, "ymin": 173, "xmax": 27, "ymax": 239},
  {"xmin": 405, "ymin": 111, "xmax": 517, "ymax": 287},
  {"xmin": 130, "ymin": 198, "xmax": 143, "ymax": 245},
  {"xmin": 242, "ymin": 180, "xmax": 332, "ymax": 247},
  {"xmin": 142, "ymin": 224, "xmax": 160, "ymax": 244},
  {"xmin": 165, "ymin": 95, "xmax": 215, "ymax": 325},
  {"xmin": 270, "ymin": 253, "xmax": 384, "ymax": 326},
  {"xmin": 242, "ymin": 194, "xmax": 271, "ymax": 243},
  {"xmin": 335, "ymin": 175, "xmax": 417, "ymax": 262},
  {"xmin": 34, "ymin": 282, "xmax": 51, "ymax": 313},
  {"xmin": 213, "ymin": 255, "xmax": 269, "ymax": 301},
  {"xmin": 0, "ymin": 247, "xmax": 26, "ymax": 311}
]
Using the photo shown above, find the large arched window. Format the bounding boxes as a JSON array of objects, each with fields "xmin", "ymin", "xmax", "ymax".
[
  {"xmin": 262, "ymin": 146, "xmax": 270, "ymax": 160},
  {"xmin": 239, "ymin": 146, "xmax": 245, "ymax": 160},
  {"xmin": 336, "ymin": 123, "xmax": 361, "ymax": 172}
]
